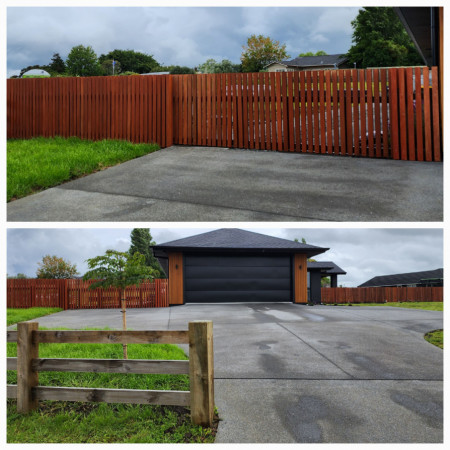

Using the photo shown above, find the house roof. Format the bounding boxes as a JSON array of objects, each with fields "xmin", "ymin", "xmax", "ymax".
[
  {"xmin": 268, "ymin": 54, "xmax": 347, "ymax": 69},
  {"xmin": 154, "ymin": 228, "xmax": 328, "ymax": 257},
  {"xmin": 308, "ymin": 261, "xmax": 346, "ymax": 274},
  {"xmin": 358, "ymin": 268, "xmax": 443, "ymax": 287}
]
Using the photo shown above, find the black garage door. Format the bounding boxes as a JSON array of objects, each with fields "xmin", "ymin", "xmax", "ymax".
[{"xmin": 184, "ymin": 254, "xmax": 292, "ymax": 303}]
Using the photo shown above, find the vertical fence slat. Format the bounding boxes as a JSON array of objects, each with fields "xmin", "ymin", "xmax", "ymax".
[
  {"xmin": 389, "ymin": 69, "xmax": 399, "ymax": 160},
  {"xmin": 406, "ymin": 67, "xmax": 415, "ymax": 161},
  {"xmin": 431, "ymin": 66, "xmax": 441, "ymax": 162},
  {"xmin": 398, "ymin": 68, "xmax": 408, "ymax": 160}
]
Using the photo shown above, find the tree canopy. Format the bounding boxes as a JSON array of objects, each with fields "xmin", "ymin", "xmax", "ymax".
[
  {"xmin": 36, "ymin": 255, "xmax": 79, "ymax": 279},
  {"xmin": 298, "ymin": 51, "xmax": 328, "ymax": 57},
  {"xmin": 49, "ymin": 53, "xmax": 66, "ymax": 74},
  {"xmin": 346, "ymin": 7, "xmax": 423, "ymax": 68},
  {"xmin": 66, "ymin": 45, "xmax": 101, "ymax": 76},
  {"xmin": 241, "ymin": 34, "xmax": 290, "ymax": 72},
  {"xmin": 198, "ymin": 58, "xmax": 241, "ymax": 74},
  {"xmin": 129, "ymin": 228, "xmax": 166, "ymax": 278},
  {"xmin": 99, "ymin": 49, "xmax": 159, "ymax": 74}
]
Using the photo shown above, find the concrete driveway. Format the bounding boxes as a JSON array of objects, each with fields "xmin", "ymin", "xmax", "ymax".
[
  {"xmin": 7, "ymin": 146, "xmax": 443, "ymax": 222},
  {"xmin": 22, "ymin": 303, "xmax": 443, "ymax": 443}
]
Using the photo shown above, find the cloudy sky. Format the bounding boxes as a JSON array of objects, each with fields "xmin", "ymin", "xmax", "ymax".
[
  {"xmin": 7, "ymin": 227, "xmax": 443, "ymax": 287},
  {"xmin": 6, "ymin": 5, "xmax": 360, "ymax": 77}
]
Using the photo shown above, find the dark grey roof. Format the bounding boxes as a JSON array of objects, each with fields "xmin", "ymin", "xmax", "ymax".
[
  {"xmin": 276, "ymin": 54, "xmax": 347, "ymax": 68},
  {"xmin": 307, "ymin": 261, "xmax": 346, "ymax": 274},
  {"xmin": 154, "ymin": 228, "xmax": 328, "ymax": 257},
  {"xmin": 358, "ymin": 268, "xmax": 443, "ymax": 287}
]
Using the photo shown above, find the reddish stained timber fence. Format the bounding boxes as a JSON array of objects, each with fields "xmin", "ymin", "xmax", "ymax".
[
  {"xmin": 7, "ymin": 279, "xmax": 169, "ymax": 310},
  {"xmin": 7, "ymin": 67, "xmax": 441, "ymax": 162},
  {"xmin": 321, "ymin": 287, "xmax": 443, "ymax": 304}
]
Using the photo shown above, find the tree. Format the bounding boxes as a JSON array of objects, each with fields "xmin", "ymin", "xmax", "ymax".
[
  {"xmin": 49, "ymin": 53, "xmax": 66, "ymax": 74},
  {"xmin": 198, "ymin": 58, "xmax": 241, "ymax": 74},
  {"xmin": 100, "ymin": 59, "xmax": 122, "ymax": 76},
  {"xmin": 36, "ymin": 255, "xmax": 79, "ymax": 279},
  {"xmin": 298, "ymin": 50, "xmax": 328, "ymax": 57},
  {"xmin": 66, "ymin": 45, "xmax": 101, "ymax": 76},
  {"xmin": 169, "ymin": 65, "xmax": 195, "ymax": 74},
  {"xmin": 129, "ymin": 228, "xmax": 166, "ymax": 278},
  {"xmin": 241, "ymin": 34, "xmax": 290, "ymax": 72},
  {"xmin": 83, "ymin": 250, "xmax": 155, "ymax": 359},
  {"xmin": 99, "ymin": 49, "xmax": 159, "ymax": 74},
  {"xmin": 346, "ymin": 7, "xmax": 423, "ymax": 68},
  {"xmin": 7, "ymin": 273, "xmax": 28, "ymax": 279}
]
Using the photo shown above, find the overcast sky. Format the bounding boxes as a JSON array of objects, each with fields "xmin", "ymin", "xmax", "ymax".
[
  {"xmin": 6, "ymin": 6, "xmax": 360, "ymax": 77},
  {"xmin": 7, "ymin": 227, "xmax": 443, "ymax": 287}
]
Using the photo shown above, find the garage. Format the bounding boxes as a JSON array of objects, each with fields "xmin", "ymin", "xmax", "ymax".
[
  {"xmin": 154, "ymin": 228, "xmax": 329, "ymax": 305},
  {"xmin": 184, "ymin": 254, "xmax": 292, "ymax": 303}
]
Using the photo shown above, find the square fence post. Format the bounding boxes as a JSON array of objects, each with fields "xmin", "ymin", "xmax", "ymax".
[
  {"xmin": 188, "ymin": 320, "xmax": 214, "ymax": 427},
  {"xmin": 17, "ymin": 321, "xmax": 39, "ymax": 413}
]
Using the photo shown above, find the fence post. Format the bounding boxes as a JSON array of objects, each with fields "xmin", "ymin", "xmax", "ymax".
[
  {"xmin": 188, "ymin": 320, "xmax": 214, "ymax": 427},
  {"xmin": 17, "ymin": 321, "xmax": 39, "ymax": 413}
]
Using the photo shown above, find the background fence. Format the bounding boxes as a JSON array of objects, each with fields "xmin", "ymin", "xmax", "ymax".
[
  {"xmin": 7, "ymin": 279, "xmax": 169, "ymax": 309},
  {"xmin": 7, "ymin": 67, "xmax": 441, "ymax": 162},
  {"xmin": 321, "ymin": 286, "xmax": 443, "ymax": 304}
]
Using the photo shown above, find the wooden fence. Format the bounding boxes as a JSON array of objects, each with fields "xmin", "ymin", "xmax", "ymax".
[
  {"xmin": 7, "ymin": 75, "xmax": 173, "ymax": 147},
  {"xmin": 7, "ymin": 321, "xmax": 214, "ymax": 426},
  {"xmin": 7, "ymin": 67, "xmax": 441, "ymax": 162},
  {"xmin": 7, "ymin": 279, "xmax": 169, "ymax": 309},
  {"xmin": 321, "ymin": 286, "xmax": 443, "ymax": 304}
]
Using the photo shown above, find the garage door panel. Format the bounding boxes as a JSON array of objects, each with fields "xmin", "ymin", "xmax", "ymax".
[
  {"xmin": 184, "ymin": 290, "xmax": 292, "ymax": 303},
  {"xmin": 184, "ymin": 253, "xmax": 292, "ymax": 303},
  {"xmin": 186, "ymin": 277, "xmax": 291, "ymax": 291},
  {"xmin": 185, "ymin": 265, "xmax": 290, "ymax": 280},
  {"xmin": 186, "ymin": 255, "xmax": 290, "ymax": 267}
]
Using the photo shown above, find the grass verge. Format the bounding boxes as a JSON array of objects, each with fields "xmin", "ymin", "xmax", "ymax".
[
  {"xmin": 7, "ymin": 328, "xmax": 218, "ymax": 443},
  {"xmin": 424, "ymin": 329, "xmax": 443, "ymax": 349},
  {"xmin": 7, "ymin": 307, "xmax": 63, "ymax": 326},
  {"xmin": 7, "ymin": 137, "xmax": 159, "ymax": 201},
  {"xmin": 333, "ymin": 302, "xmax": 443, "ymax": 311}
]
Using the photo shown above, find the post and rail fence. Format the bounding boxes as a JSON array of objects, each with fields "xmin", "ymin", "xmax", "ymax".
[
  {"xmin": 321, "ymin": 286, "xmax": 443, "ymax": 304},
  {"xmin": 7, "ymin": 321, "xmax": 214, "ymax": 427},
  {"xmin": 7, "ymin": 278, "xmax": 169, "ymax": 310},
  {"xmin": 7, "ymin": 67, "xmax": 441, "ymax": 162}
]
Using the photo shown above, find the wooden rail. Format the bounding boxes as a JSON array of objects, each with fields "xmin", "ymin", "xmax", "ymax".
[
  {"xmin": 7, "ymin": 68, "xmax": 442, "ymax": 162},
  {"xmin": 321, "ymin": 286, "xmax": 443, "ymax": 304},
  {"xmin": 7, "ymin": 321, "xmax": 214, "ymax": 426}
]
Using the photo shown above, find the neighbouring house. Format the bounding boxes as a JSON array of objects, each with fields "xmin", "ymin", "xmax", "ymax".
[
  {"xmin": 266, "ymin": 54, "xmax": 349, "ymax": 73},
  {"xmin": 154, "ymin": 228, "xmax": 344, "ymax": 305},
  {"xmin": 358, "ymin": 268, "xmax": 443, "ymax": 288},
  {"xmin": 21, "ymin": 69, "xmax": 50, "ymax": 78},
  {"xmin": 307, "ymin": 261, "xmax": 347, "ymax": 304}
]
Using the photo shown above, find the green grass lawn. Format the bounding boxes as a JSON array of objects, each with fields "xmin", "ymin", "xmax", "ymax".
[
  {"xmin": 7, "ymin": 137, "xmax": 159, "ymax": 201},
  {"xmin": 335, "ymin": 302, "xmax": 443, "ymax": 311},
  {"xmin": 424, "ymin": 329, "xmax": 443, "ymax": 349},
  {"xmin": 7, "ymin": 307, "xmax": 63, "ymax": 326},
  {"xmin": 7, "ymin": 328, "xmax": 218, "ymax": 443}
]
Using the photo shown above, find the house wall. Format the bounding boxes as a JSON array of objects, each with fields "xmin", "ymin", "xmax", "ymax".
[
  {"xmin": 266, "ymin": 63, "xmax": 292, "ymax": 72},
  {"xmin": 294, "ymin": 253, "xmax": 308, "ymax": 303},
  {"xmin": 168, "ymin": 252, "xmax": 184, "ymax": 305}
]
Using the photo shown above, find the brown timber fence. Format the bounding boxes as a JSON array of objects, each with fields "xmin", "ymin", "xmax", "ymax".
[
  {"xmin": 7, "ymin": 321, "xmax": 214, "ymax": 426},
  {"xmin": 321, "ymin": 286, "xmax": 443, "ymax": 304},
  {"xmin": 7, "ymin": 279, "xmax": 169, "ymax": 309},
  {"xmin": 7, "ymin": 67, "xmax": 441, "ymax": 162}
]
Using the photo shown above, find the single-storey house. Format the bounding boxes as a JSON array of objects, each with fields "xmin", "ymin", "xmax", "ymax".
[
  {"xmin": 266, "ymin": 54, "xmax": 349, "ymax": 73},
  {"xmin": 154, "ymin": 228, "xmax": 345, "ymax": 305},
  {"xmin": 358, "ymin": 268, "xmax": 443, "ymax": 288}
]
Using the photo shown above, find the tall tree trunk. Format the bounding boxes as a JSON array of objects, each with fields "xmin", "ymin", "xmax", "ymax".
[{"xmin": 121, "ymin": 288, "xmax": 127, "ymax": 359}]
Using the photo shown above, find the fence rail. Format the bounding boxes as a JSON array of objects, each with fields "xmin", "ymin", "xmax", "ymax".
[
  {"xmin": 7, "ymin": 321, "xmax": 214, "ymax": 426},
  {"xmin": 7, "ymin": 67, "xmax": 441, "ymax": 162},
  {"xmin": 321, "ymin": 286, "xmax": 443, "ymax": 304},
  {"xmin": 7, "ymin": 278, "xmax": 169, "ymax": 309}
]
